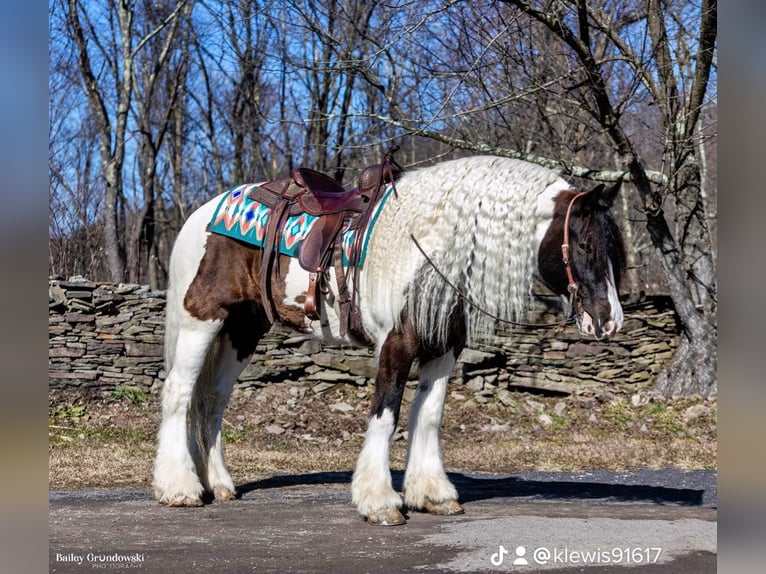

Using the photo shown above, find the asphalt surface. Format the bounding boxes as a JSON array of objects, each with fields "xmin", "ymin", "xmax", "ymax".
[{"xmin": 49, "ymin": 469, "xmax": 716, "ymax": 573}]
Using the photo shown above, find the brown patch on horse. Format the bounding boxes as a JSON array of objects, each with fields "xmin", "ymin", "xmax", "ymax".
[
  {"xmin": 221, "ymin": 301, "xmax": 270, "ymax": 362},
  {"xmin": 183, "ymin": 234, "xmax": 309, "ymax": 358},
  {"xmin": 184, "ymin": 234, "xmax": 256, "ymax": 321},
  {"xmin": 369, "ymin": 320, "xmax": 420, "ymax": 421},
  {"xmin": 369, "ymin": 311, "xmax": 466, "ymax": 423}
]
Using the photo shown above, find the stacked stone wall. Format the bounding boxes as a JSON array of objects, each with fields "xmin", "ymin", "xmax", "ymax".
[{"xmin": 49, "ymin": 278, "xmax": 678, "ymax": 395}]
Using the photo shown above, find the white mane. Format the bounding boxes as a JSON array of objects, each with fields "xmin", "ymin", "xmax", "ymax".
[{"xmin": 361, "ymin": 155, "xmax": 569, "ymax": 346}]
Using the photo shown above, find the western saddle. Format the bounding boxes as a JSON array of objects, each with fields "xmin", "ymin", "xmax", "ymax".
[{"xmin": 248, "ymin": 148, "xmax": 403, "ymax": 343}]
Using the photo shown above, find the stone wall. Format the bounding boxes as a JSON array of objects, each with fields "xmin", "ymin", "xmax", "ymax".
[{"xmin": 49, "ymin": 278, "xmax": 679, "ymax": 396}]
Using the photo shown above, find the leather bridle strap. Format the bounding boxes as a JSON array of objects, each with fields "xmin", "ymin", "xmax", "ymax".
[{"xmin": 561, "ymin": 191, "xmax": 589, "ymax": 300}]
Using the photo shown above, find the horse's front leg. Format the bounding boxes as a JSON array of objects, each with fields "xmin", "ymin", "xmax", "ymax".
[
  {"xmin": 352, "ymin": 325, "xmax": 418, "ymax": 526},
  {"xmin": 403, "ymin": 349, "xmax": 464, "ymax": 516}
]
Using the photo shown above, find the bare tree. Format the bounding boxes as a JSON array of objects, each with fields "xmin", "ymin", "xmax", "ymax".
[
  {"xmin": 48, "ymin": 116, "xmax": 107, "ymax": 279},
  {"xmin": 271, "ymin": 0, "xmax": 391, "ymax": 182},
  {"xmin": 49, "ymin": 22, "xmax": 106, "ymax": 279},
  {"xmin": 64, "ymin": 0, "xmax": 134, "ymax": 281},
  {"xmin": 62, "ymin": 0, "xmax": 190, "ymax": 283},
  {"xmin": 128, "ymin": 0, "xmax": 194, "ymax": 287},
  {"xmin": 219, "ymin": 1, "xmax": 272, "ymax": 182},
  {"xmin": 500, "ymin": 0, "xmax": 717, "ymax": 396}
]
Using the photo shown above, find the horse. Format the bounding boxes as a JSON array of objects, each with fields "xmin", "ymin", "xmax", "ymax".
[{"xmin": 153, "ymin": 155, "xmax": 626, "ymax": 525}]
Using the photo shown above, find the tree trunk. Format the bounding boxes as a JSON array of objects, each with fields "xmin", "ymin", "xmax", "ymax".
[
  {"xmin": 66, "ymin": 0, "xmax": 136, "ymax": 283},
  {"xmin": 653, "ymin": 154, "xmax": 717, "ymax": 397},
  {"xmin": 624, "ymin": 155, "xmax": 716, "ymax": 397},
  {"xmin": 496, "ymin": 0, "xmax": 718, "ymax": 397},
  {"xmin": 655, "ymin": 330, "xmax": 716, "ymax": 397},
  {"xmin": 103, "ymin": 162, "xmax": 125, "ymax": 283}
]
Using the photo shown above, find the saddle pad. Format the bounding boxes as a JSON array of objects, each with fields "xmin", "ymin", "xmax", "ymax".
[{"xmin": 209, "ymin": 183, "xmax": 394, "ymax": 267}]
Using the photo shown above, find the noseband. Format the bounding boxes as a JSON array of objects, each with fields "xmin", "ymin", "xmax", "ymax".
[{"xmin": 561, "ymin": 190, "xmax": 589, "ymax": 318}]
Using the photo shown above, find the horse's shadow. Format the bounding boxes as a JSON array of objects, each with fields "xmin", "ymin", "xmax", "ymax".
[{"xmin": 238, "ymin": 471, "xmax": 707, "ymax": 506}]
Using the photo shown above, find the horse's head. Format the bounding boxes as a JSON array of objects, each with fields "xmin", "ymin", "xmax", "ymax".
[{"xmin": 538, "ymin": 180, "xmax": 626, "ymax": 340}]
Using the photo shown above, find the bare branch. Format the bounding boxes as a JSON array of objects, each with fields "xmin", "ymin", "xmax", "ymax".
[{"xmin": 131, "ymin": 0, "xmax": 190, "ymax": 57}]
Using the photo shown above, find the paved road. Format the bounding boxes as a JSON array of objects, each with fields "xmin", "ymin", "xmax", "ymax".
[{"xmin": 49, "ymin": 470, "xmax": 716, "ymax": 573}]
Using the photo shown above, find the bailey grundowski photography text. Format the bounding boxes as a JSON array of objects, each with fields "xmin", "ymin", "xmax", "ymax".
[{"xmin": 54, "ymin": 552, "xmax": 145, "ymax": 568}]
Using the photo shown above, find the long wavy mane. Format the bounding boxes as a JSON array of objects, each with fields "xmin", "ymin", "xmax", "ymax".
[{"xmin": 362, "ymin": 156, "xmax": 568, "ymax": 346}]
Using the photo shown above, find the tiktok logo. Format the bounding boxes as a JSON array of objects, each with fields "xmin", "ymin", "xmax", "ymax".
[
  {"xmin": 491, "ymin": 545, "xmax": 509, "ymax": 566},
  {"xmin": 490, "ymin": 545, "xmax": 529, "ymax": 567}
]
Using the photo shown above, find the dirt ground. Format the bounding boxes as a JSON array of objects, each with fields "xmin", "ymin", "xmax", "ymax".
[
  {"xmin": 50, "ymin": 479, "xmax": 717, "ymax": 574},
  {"xmin": 48, "ymin": 381, "xmax": 717, "ymax": 490}
]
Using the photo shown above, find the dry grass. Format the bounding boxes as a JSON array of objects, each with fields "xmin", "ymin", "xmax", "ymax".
[{"xmin": 49, "ymin": 384, "xmax": 717, "ymax": 489}]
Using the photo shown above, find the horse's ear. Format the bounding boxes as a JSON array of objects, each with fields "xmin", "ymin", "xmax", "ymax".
[
  {"xmin": 579, "ymin": 183, "xmax": 604, "ymax": 211},
  {"xmin": 594, "ymin": 177, "xmax": 622, "ymax": 209}
]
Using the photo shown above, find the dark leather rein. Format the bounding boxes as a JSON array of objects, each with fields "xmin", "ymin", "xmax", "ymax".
[{"xmin": 410, "ymin": 189, "xmax": 587, "ymax": 330}]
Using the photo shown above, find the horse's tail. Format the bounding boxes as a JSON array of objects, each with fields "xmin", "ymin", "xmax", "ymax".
[{"xmin": 189, "ymin": 338, "xmax": 219, "ymax": 482}]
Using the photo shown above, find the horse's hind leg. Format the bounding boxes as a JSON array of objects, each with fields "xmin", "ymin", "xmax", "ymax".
[
  {"xmin": 154, "ymin": 316, "xmax": 222, "ymax": 507},
  {"xmin": 403, "ymin": 349, "xmax": 464, "ymax": 515},
  {"xmin": 193, "ymin": 302, "xmax": 269, "ymax": 501},
  {"xmin": 196, "ymin": 330, "xmax": 259, "ymax": 501}
]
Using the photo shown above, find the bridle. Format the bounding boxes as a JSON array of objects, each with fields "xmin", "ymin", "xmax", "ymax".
[
  {"xmin": 408, "ymin": 188, "xmax": 590, "ymax": 330},
  {"xmin": 560, "ymin": 190, "xmax": 589, "ymax": 320}
]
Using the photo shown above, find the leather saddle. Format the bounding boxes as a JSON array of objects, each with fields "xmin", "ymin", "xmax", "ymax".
[
  {"xmin": 248, "ymin": 151, "xmax": 402, "ymax": 342},
  {"xmin": 251, "ymin": 168, "xmax": 368, "ymax": 217}
]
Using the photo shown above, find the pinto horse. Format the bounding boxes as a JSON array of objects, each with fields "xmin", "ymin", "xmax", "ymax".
[{"xmin": 153, "ymin": 156, "xmax": 626, "ymax": 525}]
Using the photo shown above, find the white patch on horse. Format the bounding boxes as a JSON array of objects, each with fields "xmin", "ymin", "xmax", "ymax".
[
  {"xmin": 161, "ymin": 194, "xmax": 221, "ymax": 372},
  {"xmin": 318, "ymin": 267, "xmax": 338, "ymax": 334},
  {"xmin": 281, "ymin": 259, "xmax": 358, "ymax": 343},
  {"xmin": 577, "ymin": 309, "xmax": 597, "ymax": 338},
  {"xmin": 166, "ymin": 196, "xmax": 220, "ymax": 309},
  {"xmin": 197, "ymin": 331, "xmax": 250, "ymax": 499},
  {"xmin": 351, "ymin": 409, "xmax": 403, "ymax": 517},
  {"xmin": 403, "ymin": 351, "xmax": 458, "ymax": 509},
  {"xmin": 281, "ymin": 258, "xmax": 309, "ymax": 309},
  {"xmin": 154, "ymin": 193, "xmax": 242, "ymax": 505},
  {"xmin": 578, "ymin": 262, "xmax": 623, "ymax": 340},
  {"xmin": 605, "ymin": 260, "xmax": 623, "ymax": 336},
  {"xmin": 535, "ymin": 178, "xmax": 570, "ymax": 243}
]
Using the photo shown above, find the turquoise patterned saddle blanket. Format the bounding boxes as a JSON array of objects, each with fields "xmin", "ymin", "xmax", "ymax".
[{"xmin": 209, "ymin": 182, "xmax": 394, "ymax": 267}]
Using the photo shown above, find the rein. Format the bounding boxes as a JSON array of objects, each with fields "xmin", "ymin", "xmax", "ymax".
[
  {"xmin": 409, "ymin": 234, "xmax": 572, "ymax": 330},
  {"xmin": 409, "ymin": 189, "xmax": 589, "ymax": 330}
]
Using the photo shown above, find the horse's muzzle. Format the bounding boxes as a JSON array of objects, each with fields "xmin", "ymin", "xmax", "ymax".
[{"xmin": 578, "ymin": 312, "xmax": 620, "ymax": 341}]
